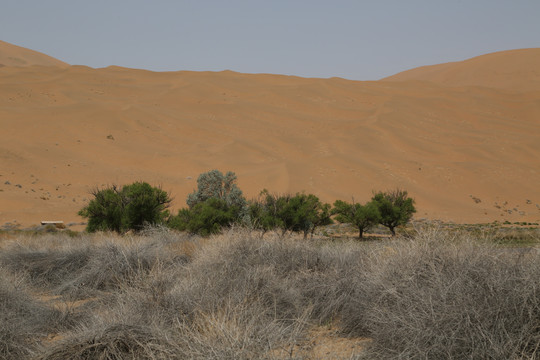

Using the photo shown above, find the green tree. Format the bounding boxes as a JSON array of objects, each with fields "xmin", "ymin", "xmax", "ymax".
[
  {"xmin": 78, "ymin": 186, "xmax": 123, "ymax": 233},
  {"xmin": 246, "ymin": 190, "xmax": 287, "ymax": 236},
  {"xmin": 250, "ymin": 191, "xmax": 331, "ymax": 238},
  {"xmin": 78, "ymin": 182, "xmax": 171, "ymax": 233},
  {"xmin": 332, "ymin": 199, "xmax": 380, "ymax": 239},
  {"xmin": 187, "ymin": 170, "xmax": 246, "ymax": 209},
  {"xmin": 286, "ymin": 193, "xmax": 332, "ymax": 239},
  {"xmin": 166, "ymin": 208, "xmax": 191, "ymax": 232},
  {"xmin": 247, "ymin": 194, "xmax": 279, "ymax": 236},
  {"xmin": 371, "ymin": 189, "xmax": 416, "ymax": 236},
  {"xmin": 169, "ymin": 198, "xmax": 238, "ymax": 236},
  {"xmin": 169, "ymin": 170, "xmax": 246, "ymax": 236},
  {"xmin": 309, "ymin": 201, "xmax": 333, "ymax": 238}
]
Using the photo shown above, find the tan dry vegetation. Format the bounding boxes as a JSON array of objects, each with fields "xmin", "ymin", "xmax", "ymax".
[
  {"xmin": 0, "ymin": 228, "xmax": 538, "ymax": 359},
  {"xmin": 0, "ymin": 41, "xmax": 539, "ymax": 228}
]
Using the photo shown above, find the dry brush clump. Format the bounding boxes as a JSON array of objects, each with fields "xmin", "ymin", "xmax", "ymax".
[
  {"xmin": 37, "ymin": 322, "xmax": 181, "ymax": 360},
  {"xmin": 0, "ymin": 227, "xmax": 538, "ymax": 359},
  {"xmin": 0, "ymin": 230, "xmax": 190, "ymax": 299},
  {"xmin": 0, "ymin": 267, "xmax": 73, "ymax": 359},
  {"xmin": 350, "ymin": 229, "xmax": 540, "ymax": 359},
  {"xmin": 175, "ymin": 228, "xmax": 368, "ymax": 325}
]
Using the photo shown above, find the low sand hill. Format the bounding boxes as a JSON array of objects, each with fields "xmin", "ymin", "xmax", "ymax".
[
  {"xmin": 0, "ymin": 40, "xmax": 69, "ymax": 68},
  {"xmin": 1, "ymin": 43, "xmax": 539, "ymax": 229},
  {"xmin": 382, "ymin": 48, "xmax": 540, "ymax": 91}
]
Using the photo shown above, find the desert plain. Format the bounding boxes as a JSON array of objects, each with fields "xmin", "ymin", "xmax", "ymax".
[{"xmin": 1, "ymin": 40, "xmax": 539, "ymax": 228}]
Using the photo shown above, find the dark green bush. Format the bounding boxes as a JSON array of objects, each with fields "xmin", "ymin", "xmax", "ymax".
[
  {"xmin": 166, "ymin": 208, "xmax": 191, "ymax": 232},
  {"xmin": 285, "ymin": 193, "xmax": 332, "ymax": 238},
  {"xmin": 332, "ymin": 199, "xmax": 381, "ymax": 238},
  {"xmin": 78, "ymin": 182, "xmax": 172, "ymax": 233},
  {"xmin": 372, "ymin": 188, "xmax": 416, "ymax": 236},
  {"xmin": 169, "ymin": 170, "xmax": 247, "ymax": 236},
  {"xmin": 169, "ymin": 198, "xmax": 240, "ymax": 236},
  {"xmin": 246, "ymin": 190, "xmax": 288, "ymax": 235},
  {"xmin": 249, "ymin": 190, "xmax": 332, "ymax": 238}
]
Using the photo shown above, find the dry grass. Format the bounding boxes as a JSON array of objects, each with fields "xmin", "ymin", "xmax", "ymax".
[
  {"xmin": 0, "ymin": 267, "xmax": 73, "ymax": 359},
  {"xmin": 0, "ymin": 226, "xmax": 538, "ymax": 359},
  {"xmin": 351, "ymin": 228, "xmax": 540, "ymax": 359}
]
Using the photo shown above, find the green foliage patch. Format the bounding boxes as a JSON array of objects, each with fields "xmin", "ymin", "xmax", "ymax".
[
  {"xmin": 78, "ymin": 171, "xmax": 419, "ymax": 238},
  {"xmin": 332, "ymin": 199, "xmax": 381, "ymax": 239},
  {"xmin": 78, "ymin": 182, "xmax": 171, "ymax": 233},
  {"xmin": 371, "ymin": 188, "xmax": 416, "ymax": 236}
]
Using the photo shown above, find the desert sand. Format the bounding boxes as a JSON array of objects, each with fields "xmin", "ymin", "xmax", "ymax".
[
  {"xmin": 1, "ymin": 41, "xmax": 539, "ymax": 228},
  {"xmin": 0, "ymin": 40, "xmax": 69, "ymax": 68}
]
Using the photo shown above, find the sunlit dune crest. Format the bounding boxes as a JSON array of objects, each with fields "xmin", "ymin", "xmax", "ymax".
[
  {"xmin": 382, "ymin": 48, "xmax": 540, "ymax": 91},
  {"xmin": 0, "ymin": 40, "xmax": 69, "ymax": 68},
  {"xmin": 1, "ymin": 41, "xmax": 539, "ymax": 227}
]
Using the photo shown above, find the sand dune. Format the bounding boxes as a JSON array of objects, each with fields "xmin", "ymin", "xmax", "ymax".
[
  {"xmin": 0, "ymin": 40, "xmax": 69, "ymax": 68},
  {"xmin": 1, "ymin": 41, "xmax": 539, "ymax": 228},
  {"xmin": 382, "ymin": 48, "xmax": 540, "ymax": 91}
]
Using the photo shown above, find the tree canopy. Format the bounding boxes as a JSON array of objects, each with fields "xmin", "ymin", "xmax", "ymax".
[
  {"xmin": 78, "ymin": 182, "xmax": 171, "ymax": 233},
  {"xmin": 332, "ymin": 199, "xmax": 381, "ymax": 239},
  {"xmin": 371, "ymin": 189, "xmax": 416, "ymax": 236},
  {"xmin": 186, "ymin": 170, "xmax": 246, "ymax": 209}
]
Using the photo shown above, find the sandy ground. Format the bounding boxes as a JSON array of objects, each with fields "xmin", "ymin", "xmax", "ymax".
[
  {"xmin": 0, "ymin": 40, "xmax": 69, "ymax": 68},
  {"xmin": 1, "ymin": 41, "xmax": 539, "ymax": 228}
]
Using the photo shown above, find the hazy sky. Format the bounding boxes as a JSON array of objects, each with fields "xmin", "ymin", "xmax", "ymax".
[{"xmin": 2, "ymin": 0, "xmax": 539, "ymax": 80}]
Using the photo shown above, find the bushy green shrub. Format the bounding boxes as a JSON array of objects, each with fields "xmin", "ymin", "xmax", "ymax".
[
  {"xmin": 169, "ymin": 198, "xmax": 240, "ymax": 236},
  {"xmin": 246, "ymin": 192, "xmax": 283, "ymax": 235},
  {"xmin": 372, "ymin": 188, "xmax": 416, "ymax": 235},
  {"xmin": 332, "ymin": 199, "xmax": 381, "ymax": 238},
  {"xmin": 286, "ymin": 193, "xmax": 332, "ymax": 238},
  {"xmin": 78, "ymin": 182, "xmax": 171, "ymax": 233},
  {"xmin": 166, "ymin": 208, "xmax": 191, "ymax": 232},
  {"xmin": 249, "ymin": 190, "xmax": 332, "ymax": 238},
  {"xmin": 169, "ymin": 170, "xmax": 246, "ymax": 236}
]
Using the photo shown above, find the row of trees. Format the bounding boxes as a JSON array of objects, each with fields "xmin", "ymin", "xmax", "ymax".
[{"xmin": 79, "ymin": 170, "xmax": 416, "ymax": 238}]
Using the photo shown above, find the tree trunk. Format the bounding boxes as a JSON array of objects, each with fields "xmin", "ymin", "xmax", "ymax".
[
  {"xmin": 358, "ymin": 227, "xmax": 364, "ymax": 239},
  {"xmin": 389, "ymin": 226, "xmax": 396, "ymax": 236}
]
